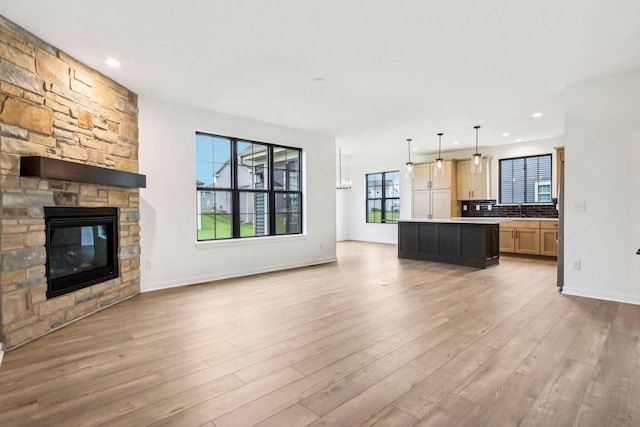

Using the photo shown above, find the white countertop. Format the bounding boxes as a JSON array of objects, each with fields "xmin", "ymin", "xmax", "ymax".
[
  {"xmin": 399, "ymin": 217, "xmax": 558, "ymax": 225},
  {"xmin": 451, "ymin": 217, "xmax": 558, "ymax": 222},
  {"xmin": 399, "ymin": 218, "xmax": 512, "ymax": 224}
]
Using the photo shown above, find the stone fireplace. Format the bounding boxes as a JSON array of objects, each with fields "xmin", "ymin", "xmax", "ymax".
[{"xmin": 0, "ymin": 16, "xmax": 143, "ymax": 350}]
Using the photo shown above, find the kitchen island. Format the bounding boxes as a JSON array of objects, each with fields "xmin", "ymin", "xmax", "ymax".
[{"xmin": 398, "ymin": 218, "xmax": 509, "ymax": 268}]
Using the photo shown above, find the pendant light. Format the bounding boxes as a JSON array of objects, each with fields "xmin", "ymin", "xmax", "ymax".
[
  {"xmin": 405, "ymin": 138, "xmax": 414, "ymax": 179},
  {"xmin": 336, "ymin": 147, "xmax": 352, "ymax": 191},
  {"xmin": 471, "ymin": 125, "xmax": 482, "ymax": 174},
  {"xmin": 434, "ymin": 132, "xmax": 444, "ymax": 177}
]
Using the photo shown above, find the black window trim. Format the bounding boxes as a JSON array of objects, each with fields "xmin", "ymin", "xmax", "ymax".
[
  {"xmin": 365, "ymin": 170, "xmax": 400, "ymax": 224},
  {"xmin": 498, "ymin": 153, "xmax": 553, "ymax": 205},
  {"xmin": 196, "ymin": 131, "xmax": 303, "ymax": 240}
]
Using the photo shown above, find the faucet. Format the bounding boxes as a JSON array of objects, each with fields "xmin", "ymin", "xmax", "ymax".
[{"xmin": 519, "ymin": 203, "xmax": 524, "ymax": 217}]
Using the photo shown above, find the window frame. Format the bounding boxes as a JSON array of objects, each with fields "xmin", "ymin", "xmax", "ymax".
[
  {"xmin": 498, "ymin": 153, "xmax": 553, "ymax": 204},
  {"xmin": 365, "ymin": 170, "xmax": 400, "ymax": 224},
  {"xmin": 196, "ymin": 132, "xmax": 303, "ymax": 241}
]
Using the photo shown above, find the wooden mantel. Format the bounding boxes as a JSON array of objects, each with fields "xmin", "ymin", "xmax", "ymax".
[{"xmin": 19, "ymin": 156, "xmax": 146, "ymax": 188}]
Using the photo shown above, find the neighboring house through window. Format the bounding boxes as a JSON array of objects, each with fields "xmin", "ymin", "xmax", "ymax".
[
  {"xmin": 196, "ymin": 133, "xmax": 302, "ymax": 240},
  {"xmin": 366, "ymin": 171, "xmax": 400, "ymax": 223},
  {"xmin": 499, "ymin": 154, "xmax": 552, "ymax": 204}
]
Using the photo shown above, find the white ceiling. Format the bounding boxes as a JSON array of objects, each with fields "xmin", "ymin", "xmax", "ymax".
[{"xmin": 3, "ymin": 0, "xmax": 640, "ymax": 155}]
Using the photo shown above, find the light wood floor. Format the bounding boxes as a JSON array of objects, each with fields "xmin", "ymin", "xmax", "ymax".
[{"xmin": 1, "ymin": 241, "xmax": 639, "ymax": 427}]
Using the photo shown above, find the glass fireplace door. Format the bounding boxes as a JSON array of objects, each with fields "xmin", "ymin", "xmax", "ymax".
[{"xmin": 45, "ymin": 207, "xmax": 119, "ymax": 299}]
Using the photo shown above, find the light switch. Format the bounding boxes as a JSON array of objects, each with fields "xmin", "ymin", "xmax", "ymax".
[{"xmin": 572, "ymin": 202, "xmax": 586, "ymax": 212}]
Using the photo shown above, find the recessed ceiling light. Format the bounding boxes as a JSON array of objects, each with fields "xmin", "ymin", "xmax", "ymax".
[
  {"xmin": 502, "ymin": 132, "xmax": 511, "ymax": 137},
  {"xmin": 531, "ymin": 112, "xmax": 543, "ymax": 118},
  {"xmin": 452, "ymin": 141, "xmax": 459, "ymax": 145},
  {"xmin": 105, "ymin": 58, "xmax": 121, "ymax": 68},
  {"xmin": 515, "ymin": 138, "xmax": 523, "ymax": 142}
]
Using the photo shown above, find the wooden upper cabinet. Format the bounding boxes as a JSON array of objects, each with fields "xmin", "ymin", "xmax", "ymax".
[
  {"xmin": 456, "ymin": 158, "xmax": 490, "ymax": 200},
  {"xmin": 470, "ymin": 161, "xmax": 489, "ymax": 199},
  {"xmin": 412, "ymin": 160, "xmax": 455, "ymax": 190},
  {"xmin": 412, "ymin": 163, "xmax": 430, "ymax": 191},
  {"xmin": 430, "ymin": 161, "xmax": 453, "ymax": 189},
  {"xmin": 456, "ymin": 160, "xmax": 472, "ymax": 200}
]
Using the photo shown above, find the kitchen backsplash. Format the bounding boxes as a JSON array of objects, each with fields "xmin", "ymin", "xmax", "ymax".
[{"xmin": 460, "ymin": 199, "xmax": 559, "ymax": 218}]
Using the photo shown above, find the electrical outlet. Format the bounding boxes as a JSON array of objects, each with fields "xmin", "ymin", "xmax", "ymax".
[
  {"xmin": 487, "ymin": 205, "xmax": 492, "ymax": 211},
  {"xmin": 145, "ymin": 260, "xmax": 152, "ymax": 270},
  {"xmin": 463, "ymin": 205, "xmax": 468, "ymax": 211},
  {"xmin": 476, "ymin": 205, "xmax": 480, "ymax": 211},
  {"xmin": 572, "ymin": 260, "xmax": 581, "ymax": 271}
]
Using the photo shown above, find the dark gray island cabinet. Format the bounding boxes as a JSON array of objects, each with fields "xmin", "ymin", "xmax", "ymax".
[{"xmin": 398, "ymin": 219, "xmax": 500, "ymax": 268}]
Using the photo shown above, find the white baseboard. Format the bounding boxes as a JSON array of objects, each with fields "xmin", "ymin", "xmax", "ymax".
[
  {"xmin": 562, "ymin": 287, "xmax": 640, "ymax": 306},
  {"xmin": 141, "ymin": 256, "xmax": 338, "ymax": 293}
]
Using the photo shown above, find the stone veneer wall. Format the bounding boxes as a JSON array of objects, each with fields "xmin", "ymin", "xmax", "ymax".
[{"xmin": 0, "ymin": 16, "xmax": 141, "ymax": 350}]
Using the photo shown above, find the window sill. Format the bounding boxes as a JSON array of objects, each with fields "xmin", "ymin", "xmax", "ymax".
[{"xmin": 195, "ymin": 233, "xmax": 307, "ymax": 249}]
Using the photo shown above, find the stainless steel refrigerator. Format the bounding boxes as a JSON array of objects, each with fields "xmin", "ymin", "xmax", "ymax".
[{"xmin": 557, "ymin": 161, "xmax": 564, "ymax": 290}]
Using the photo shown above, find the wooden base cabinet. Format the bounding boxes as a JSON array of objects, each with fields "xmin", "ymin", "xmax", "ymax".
[
  {"xmin": 540, "ymin": 221, "xmax": 559, "ymax": 256},
  {"xmin": 499, "ymin": 220, "xmax": 540, "ymax": 255},
  {"xmin": 500, "ymin": 220, "xmax": 557, "ymax": 256},
  {"xmin": 514, "ymin": 228, "xmax": 540, "ymax": 254},
  {"xmin": 499, "ymin": 227, "xmax": 516, "ymax": 252}
]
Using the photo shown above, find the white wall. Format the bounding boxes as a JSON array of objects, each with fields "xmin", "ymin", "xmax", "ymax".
[
  {"xmin": 138, "ymin": 97, "xmax": 337, "ymax": 292},
  {"xmin": 341, "ymin": 149, "xmax": 411, "ymax": 244},
  {"xmin": 563, "ymin": 70, "xmax": 640, "ymax": 305},
  {"xmin": 338, "ymin": 136, "xmax": 562, "ymax": 244}
]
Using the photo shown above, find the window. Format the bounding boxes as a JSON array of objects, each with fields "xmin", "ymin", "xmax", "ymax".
[
  {"xmin": 366, "ymin": 171, "xmax": 400, "ymax": 223},
  {"xmin": 499, "ymin": 154, "xmax": 552, "ymax": 204},
  {"xmin": 196, "ymin": 132, "xmax": 302, "ymax": 240}
]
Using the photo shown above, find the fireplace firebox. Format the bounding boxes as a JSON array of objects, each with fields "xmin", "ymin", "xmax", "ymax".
[{"xmin": 45, "ymin": 207, "xmax": 119, "ymax": 299}]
